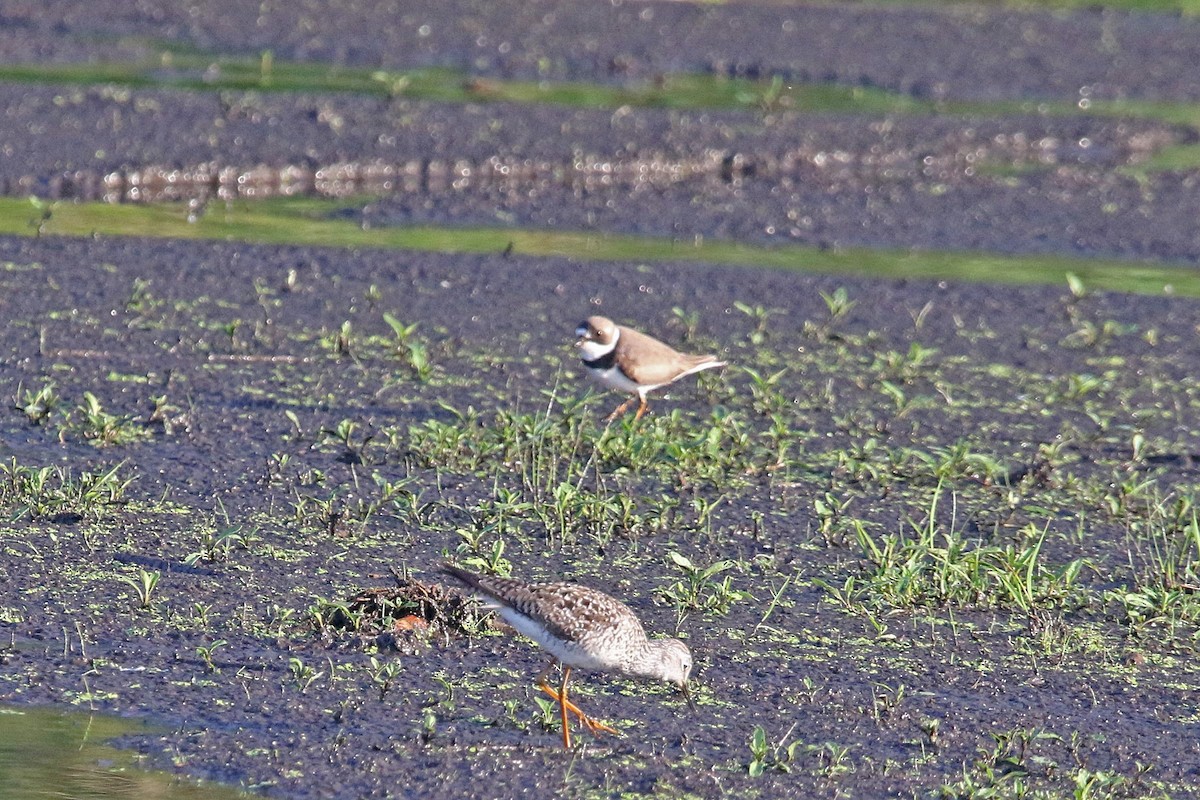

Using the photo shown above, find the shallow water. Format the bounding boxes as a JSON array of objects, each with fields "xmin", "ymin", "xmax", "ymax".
[{"xmin": 0, "ymin": 704, "xmax": 243, "ymax": 800}]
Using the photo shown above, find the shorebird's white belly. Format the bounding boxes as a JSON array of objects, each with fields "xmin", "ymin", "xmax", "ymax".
[
  {"xmin": 578, "ymin": 337, "xmax": 657, "ymax": 395},
  {"xmin": 497, "ymin": 607, "xmax": 613, "ymax": 671},
  {"xmin": 587, "ymin": 364, "xmax": 647, "ymax": 394}
]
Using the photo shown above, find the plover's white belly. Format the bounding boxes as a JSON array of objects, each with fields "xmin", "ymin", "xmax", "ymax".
[
  {"xmin": 587, "ymin": 364, "xmax": 648, "ymax": 394},
  {"xmin": 578, "ymin": 337, "xmax": 658, "ymax": 395}
]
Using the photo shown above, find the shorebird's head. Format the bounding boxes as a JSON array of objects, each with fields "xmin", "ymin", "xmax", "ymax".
[
  {"xmin": 658, "ymin": 638, "xmax": 697, "ymax": 710},
  {"xmin": 575, "ymin": 315, "xmax": 618, "ymax": 349},
  {"xmin": 657, "ymin": 638, "xmax": 693, "ymax": 683}
]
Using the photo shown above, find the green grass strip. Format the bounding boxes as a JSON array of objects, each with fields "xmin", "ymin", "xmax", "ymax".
[
  {"xmin": 3, "ymin": 196, "xmax": 1196, "ymax": 298},
  {"xmin": 867, "ymin": 0, "xmax": 1200, "ymax": 13},
  {"xmin": 3, "ymin": 49, "xmax": 1200, "ymax": 132}
]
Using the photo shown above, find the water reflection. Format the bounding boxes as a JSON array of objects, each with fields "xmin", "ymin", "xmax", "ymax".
[
  {"xmin": 11, "ymin": 153, "xmax": 751, "ymax": 205},
  {"xmin": 0, "ymin": 704, "xmax": 244, "ymax": 799}
]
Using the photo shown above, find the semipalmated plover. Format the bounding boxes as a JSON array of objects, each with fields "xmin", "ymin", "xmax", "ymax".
[
  {"xmin": 441, "ymin": 563, "xmax": 693, "ymax": 749},
  {"xmin": 574, "ymin": 315, "xmax": 726, "ymax": 420}
]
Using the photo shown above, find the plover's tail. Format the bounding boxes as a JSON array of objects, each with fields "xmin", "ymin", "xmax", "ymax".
[{"xmin": 675, "ymin": 355, "xmax": 726, "ymax": 381}]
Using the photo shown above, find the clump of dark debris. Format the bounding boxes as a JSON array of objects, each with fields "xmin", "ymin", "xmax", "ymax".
[{"xmin": 317, "ymin": 567, "xmax": 490, "ymax": 653}]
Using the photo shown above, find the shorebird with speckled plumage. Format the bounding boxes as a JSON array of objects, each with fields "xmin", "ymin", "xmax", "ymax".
[
  {"xmin": 441, "ymin": 564, "xmax": 694, "ymax": 749},
  {"xmin": 574, "ymin": 315, "xmax": 726, "ymax": 421}
]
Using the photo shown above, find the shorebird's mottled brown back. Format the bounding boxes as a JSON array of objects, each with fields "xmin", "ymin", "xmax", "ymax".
[{"xmin": 442, "ymin": 564, "xmax": 645, "ymax": 647}]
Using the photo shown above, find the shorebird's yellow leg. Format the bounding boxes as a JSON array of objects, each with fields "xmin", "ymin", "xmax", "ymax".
[
  {"xmin": 633, "ymin": 396, "xmax": 650, "ymax": 421},
  {"xmin": 536, "ymin": 664, "xmax": 620, "ymax": 743},
  {"xmin": 537, "ymin": 682, "xmax": 619, "ymax": 734},
  {"xmin": 559, "ymin": 667, "xmax": 573, "ymax": 748}
]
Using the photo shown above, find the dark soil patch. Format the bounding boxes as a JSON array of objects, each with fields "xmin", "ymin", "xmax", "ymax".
[
  {"xmin": 3, "ymin": 1, "xmax": 1200, "ymax": 797},
  {"xmin": 1, "ymin": 232, "xmax": 1199, "ymax": 797}
]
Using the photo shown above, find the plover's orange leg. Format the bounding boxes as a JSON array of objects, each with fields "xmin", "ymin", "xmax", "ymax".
[
  {"xmin": 633, "ymin": 396, "xmax": 650, "ymax": 421},
  {"xmin": 605, "ymin": 395, "xmax": 637, "ymax": 422}
]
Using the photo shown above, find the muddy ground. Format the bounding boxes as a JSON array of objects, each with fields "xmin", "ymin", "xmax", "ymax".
[
  {"xmin": 2, "ymin": 233, "xmax": 1200, "ymax": 797},
  {"xmin": 3, "ymin": 3, "xmax": 1200, "ymax": 262},
  {"xmin": 2, "ymin": 1, "xmax": 1200, "ymax": 799}
]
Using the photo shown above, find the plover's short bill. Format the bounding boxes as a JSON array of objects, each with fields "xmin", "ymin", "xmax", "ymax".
[{"xmin": 574, "ymin": 315, "xmax": 725, "ymax": 421}]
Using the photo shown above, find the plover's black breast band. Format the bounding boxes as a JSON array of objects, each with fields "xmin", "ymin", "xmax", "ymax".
[{"xmin": 583, "ymin": 350, "xmax": 617, "ymax": 370}]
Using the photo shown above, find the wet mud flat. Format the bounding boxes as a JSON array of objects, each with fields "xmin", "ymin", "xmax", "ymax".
[
  {"xmin": 3, "ymin": 0, "xmax": 1200, "ymax": 265},
  {"xmin": 7, "ymin": 0, "xmax": 1200, "ymax": 103},
  {"xmin": 3, "ymin": 81, "xmax": 1198, "ymax": 263},
  {"xmin": 2, "ymin": 0, "xmax": 1200, "ymax": 796},
  {"xmin": 1, "ymin": 233, "xmax": 1200, "ymax": 797}
]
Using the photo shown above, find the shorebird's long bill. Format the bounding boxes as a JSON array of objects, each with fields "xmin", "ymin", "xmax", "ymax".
[{"xmin": 681, "ymin": 681, "xmax": 697, "ymax": 711}]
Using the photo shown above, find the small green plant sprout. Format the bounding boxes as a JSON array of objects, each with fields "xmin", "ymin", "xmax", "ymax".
[
  {"xmin": 805, "ymin": 286, "xmax": 856, "ymax": 339},
  {"xmin": 186, "ymin": 500, "xmax": 255, "ymax": 565},
  {"xmin": 369, "ymin": 655, "xmax": 403, "ymax": 701},
  {"xmin": 748, "ymin": 723, "xmax": 802, "ymax": 777},
  {"xmin": 267, "ymin": 604, "xmax": 296, "ymax": 637},
  {"xmin": 532, "ymin": 695, "xmax": 557, "ymax": 732},
  {"xmin": 420, "ymin": 709, "xmax": 438, "ymax": 742},
  {"xmin": 196, "ymin": 639, "xmax": 228, "ymax": 673},
  {"xmin": 670, "ymin": 306, "xmax": 700, "ymax": 341},
  {"xmin": 756, "ymin": 75, "xmax": 785, "ymax": 112},
  {"xmin": 146, "ymin": 394, "xmax": 187, "ymax": 435},
  {"xmin": 13, "ymin": 380, "xmax": 59, "ymax": 425},
  {"xmin": 811, "ymin": 742, "xmax": 854, "ymax": 777},
  {"xmin": 742, "ymin": 366, "xmax": 789, "ymax": 416},
  {"xmin": 28, "ymin": 196, "xmax": 53, "ymax": 236},
  {"xmin": 870, "ymin": 681, "xmax": 908, "ymax": 723},
  {"xmin": 658, "ymin": 552, "xmax": 752, "ymax": 621},
  {"xmin": 288, "ymin": 657, "xmax": 323, "ymax": 692},
  {"xmin": 259, "ymin": 49, "xmax": 273, "ymax": 85},
  {"xmin": 733, "ymin": 301, "xmax": 779, "ymax": 345},
  {"xmin": 337, "ymin": 320, "xmax": 355, "ymax": 356},
  {"xmin": 455, "ymin": 526, "xmax": 513, "ymax": 577},
  {"xmin": 319, "ymin": 418, "xmax": 374, "ymax": 464},
  {"xmin": 320, "ymin": 320, "xmax": 354, "ymax": 357},
  {"xmin": 122, "ymin": 569, "xmax": 161, "ymax": 610},
  {"xmin": 373, "ymin": 473, "xmax": 432, "ymax": 525},
  {"xmin": 499, "ymin": 698, "xmax": 526, "ymax": 730},
  {"xmin": 0, "ymin": 459, "xmax": 131, "ymax": 522},
  {"xmin": 1130, "ymin": 431, "xmax": 1147, "ymax": 463},
  {"xmin": 878, "ymin": 380, "xmax": 908, "ymax": 412},
  {"xmin": 876, "ymin": 342, "xmax": 939, "ymax": 382},
  {"xmin": 383, "ymin": 312, "xmax": 434, "ymax": 381},
  {"xmin": 72, "ymin": 392, "xmax": 152, "ymax": 446},
  {"xmin": 821, "ymin": 286, "xmax": 856, "ymax": 320},
  {"xmin": 184, "ymin": 524, "xmax": 248, "ymax": 566},
  {"xmin": 220, "ymin": 318, "xmax": 243, "ymax": 350},
  {"xmin": 1065, "ymin": 271, "xmax": 1087, "ymax": 300},
  {"xmin": 919, "ymin": 717, "xmax": 940, "ymax": 748},
  {"xmin": 307, "ymin": 597, "xmax": 361, "ymax": 634},
  {"xmin": 191, "ymin": 603, "xmax": 213, "ymax": 628},
  {"xmin": 813, "ymin": 491, "xmax": 855, "ymax": 546}
]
